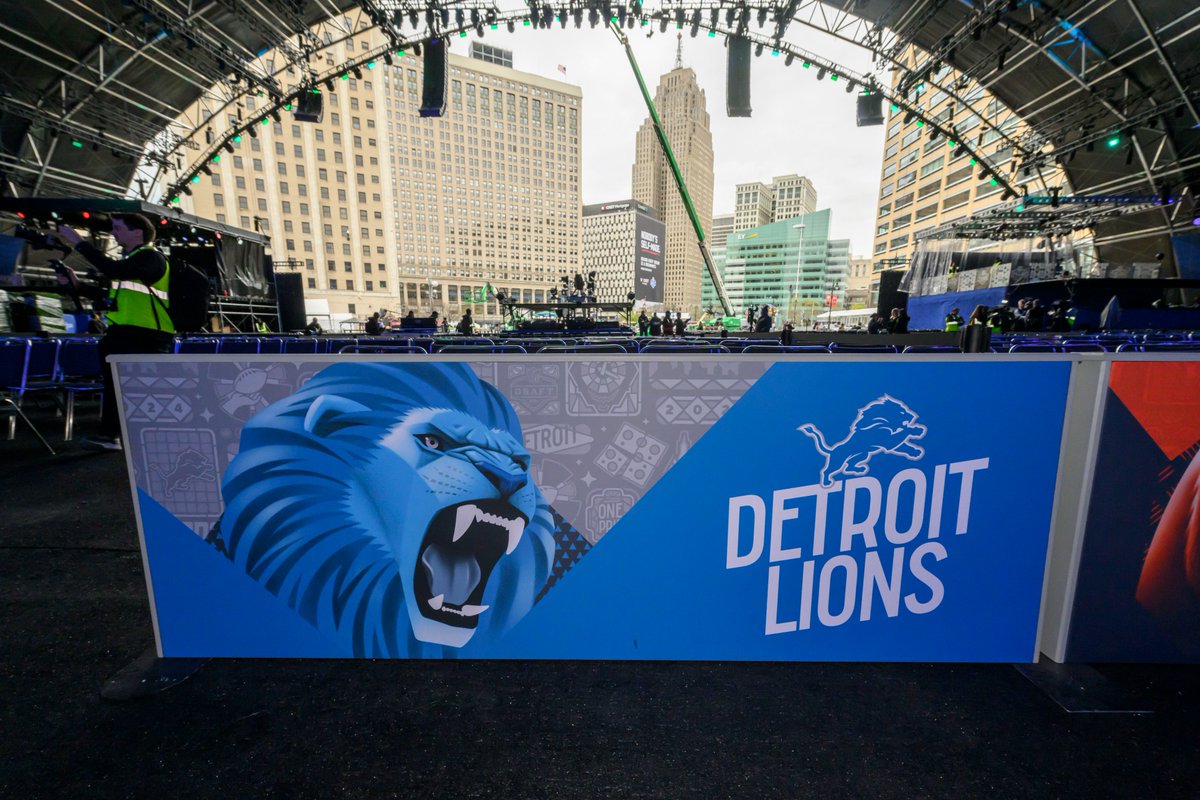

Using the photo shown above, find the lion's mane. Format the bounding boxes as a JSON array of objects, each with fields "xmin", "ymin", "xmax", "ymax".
[{"xmin": 217, "ymin": 362, "xmax": 556, "ymax": 657}]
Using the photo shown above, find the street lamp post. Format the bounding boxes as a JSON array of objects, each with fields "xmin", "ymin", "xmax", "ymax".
[{"xmin": 791, "ymin": 223, "xmax": 805, "ymax": 327}]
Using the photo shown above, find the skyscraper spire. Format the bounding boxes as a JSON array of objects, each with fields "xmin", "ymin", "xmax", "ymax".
[{"xmin": 675, "ymin": 31, "xmax": 683, "ymax": 69}]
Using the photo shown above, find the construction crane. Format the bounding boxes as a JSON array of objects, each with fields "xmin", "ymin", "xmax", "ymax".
[{"xmin": 609, "ymin": 22, "xmax": 736, "ymax": 321}]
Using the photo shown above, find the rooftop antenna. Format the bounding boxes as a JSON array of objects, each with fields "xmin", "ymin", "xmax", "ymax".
[{"xmin": 675, "ymin": 30, "xmax": 683, "ymax": 69}]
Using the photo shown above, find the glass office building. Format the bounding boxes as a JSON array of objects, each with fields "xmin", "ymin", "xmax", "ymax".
[{"xmin": 702, "ymin": 209, "xmax": 849, "ymax": 325}]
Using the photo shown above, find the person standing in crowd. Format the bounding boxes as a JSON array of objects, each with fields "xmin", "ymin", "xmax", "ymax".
[
  {"xmin": 54, "ymin": 214, "xmax": 174, "ymax": 452},
  {"xmin": 648, "ymin": 312, "xmax": 663, "ymax": 337},
  {"xmin": 888, "ymin": 306, "xmax": 910, "ymax": 333},
  {"xmin": 1026, "ymin": 298, "xmax": 1045, "ymax": 331},
  {"xmin": 365, "ymin": 312, "xmax": 383, "ymax": 335},
  {"xmin": 781, "ymin": 320, "xmax": 795, "ymax": 345},
  {"xmin": 867, "ymin": 313, "xmax": 883, "ymax": 334},
  {"xmin": 457, "ymin": 308, "xmax": 474, "ymax": 335},
  {"xmin": 755, "ymin": 305, "xmax": 773, "ymax": 333},
  {"xmin": 305, "ymin": 317, "xmax": 323, "ymax": 335},
  {"xmin": 662, "ymin": 311, "xmax": 674, "ymax": 336},
  {"xmin": 944, "ymin": 307, "xmax": 964, "ymax": 332},
  {"xmin": 637, "ymin": 310, "xmax": 649, "ymax": 336},
  {"xmin": 675, "ymin": 314, "xmax": 687, "ymax": 335},
  {"xmin": 966, "ymin": 305, "xmax": 989, "ymax": 327},
  {"xmin": 745, "ymin": 308, "xmax": 755, "ymax": 331}
]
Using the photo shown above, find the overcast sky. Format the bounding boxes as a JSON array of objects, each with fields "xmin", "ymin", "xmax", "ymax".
[{"xmin": 456, "ymin": 25, "xmax": 887, "ymax": 255}]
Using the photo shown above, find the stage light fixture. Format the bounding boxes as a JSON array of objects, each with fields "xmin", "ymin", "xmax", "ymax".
[
  {"xmin": 845, "ymin": 80, "xmax": 856, "ymax": 93},
  {"xmin": 660, "ymin": 16, "xmax": 668, "ymax": 32},
  {"xmin": 817, "ymin": 67, "xmax": 826, "ymax": 80},
  {"xmin": 224, "ymin": 142, "xmax": 234, "ymax": 153},
  {"xmin": 575, "ymin": 9, "xmax": 583, "ymax": 27},
  {"xmin": 384, "ymin": 52, "xmax": 392, "ymax": 66},
  {"xmin": 757, "ymin": 8, "xmax": 768, "ymax": 27},
  {"xmin": 710, "ymin": 9, "xmax": 719, "ymax": 26},
  {"xmin": 455, "ymin": 9, "xmax": 464, "ymax": 26},
  {"xmin": 916, "ymin": 120, "xmax": 924, "ymax": 127},
  {"xmin": 1106, "ymin": 133, "xmax": 1120, "ymax": 148},
  {"xmin": 785, "ymin": 53, "xmax": 794, "ymax": 66},
  {"xmin": 352, "ymin": 67, "xmax": 362, "ymax": 79},
  {"xmin": 904, "ymin": 111, "xmax": 915, "ymax": 124},
  {"xmin": 725, "ymin": 7, "xmax": 736, "ymax": 25},
  {"xmin": 755, "ymin": 43, "xmax": 763, "ymax": 57},
  {"xmin": 590, "ymin": 9, "xmax": 599, "ymax": 27}
]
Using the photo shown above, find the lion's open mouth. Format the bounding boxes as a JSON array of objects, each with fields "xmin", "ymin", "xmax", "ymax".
[{"xmin": 413, "ymin": 499, "xmax": 527, "ymax": 629}]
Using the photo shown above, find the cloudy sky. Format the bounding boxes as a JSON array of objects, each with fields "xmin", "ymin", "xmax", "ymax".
[{"xmin": 457, "ymin": 24, "xmax": 888, "ymax": 255}]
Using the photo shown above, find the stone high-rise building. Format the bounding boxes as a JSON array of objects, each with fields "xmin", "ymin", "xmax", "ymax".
[
  {"xmin": 733, "ymin": 175, "xmax": 817, "ymax": 232},
  {"xmin": 175, "ymin": 34, "xmax": 582, "ymax": 323},
  {"xmin": 631, "ymin": 60, "xmax": 713, "ymax": 317}
]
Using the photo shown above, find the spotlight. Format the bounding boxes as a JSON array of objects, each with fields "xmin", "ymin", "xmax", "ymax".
[
  {"xmin": 845, "ymin": 80, "xmax": 856, "ymax": 93},
  {"xmin": 508, "ymin": 19, "xmax": 516, "ymax": 31},
  {"xmin": 755, "ymin": 43, "xmax": 763, "ymax": 57},
  {"xmin": 904, "ymin": 111, "xmax": 915, "ymax": 124},
  {"xmin": 954, "ymin": 145, "xmax": 966, "ymax": 158},
  {"xmin": 659, "ymin": 16, "xmax": 668, "ymax": 32},
  {"xmin": 574, "ymin": 9, "xmax": 582, "ymax": 27},
  {"xmin": 455, "ymin": 9, "xmax": 464, "ymax": 26},
  {"xmin": 224, "ymin": 141, "xmax": 234, "ymax": 153},
  {"xmin": 352, "ymin": 67, "xmax": 362, "ymax": 79},
  {"xmin": 817, "ymin": 67, "xmax": 827, "ymax": 80},
  {"xmin": 725, "ymin": 7, "xmax": 736, "ymax": 25},
  {"xmin": 1106, "ymin": 133, "xmax": 1120, "ymax": 148},
  {"xmin": 384, "ymin": 52, "xmax": 392, "ymax": 65},
  {"xmin": 757, "ymin": 8, "xmax": 768, "ymax": 27},
  {"xmin": 785, "ymin": 53, "xmax": 794, "ymax": 66},
  {"xmin": 270, "ymin": 110, "xmax": 281, "ymax": 122}
]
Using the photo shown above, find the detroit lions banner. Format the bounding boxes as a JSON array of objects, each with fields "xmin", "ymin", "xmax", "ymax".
[{"xmin": 114, "ymin": 356, "xmax": 1070, "ymax": 661}]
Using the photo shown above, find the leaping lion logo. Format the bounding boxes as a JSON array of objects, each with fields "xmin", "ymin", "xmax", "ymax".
[{"xmin": 798, "ymin": 395, "xmax": 927, "ymax": 487}]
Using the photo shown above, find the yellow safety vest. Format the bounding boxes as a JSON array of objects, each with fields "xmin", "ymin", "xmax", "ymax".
[
  {"xmin": 106, "ymin": 245, "xmax": 174, "ymax": 334},
  {"xmin": 945, "ymin": 316, "xmax": 961, "ymax": 332}
]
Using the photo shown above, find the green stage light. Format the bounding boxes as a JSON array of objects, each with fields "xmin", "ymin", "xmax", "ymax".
[
  {"xmin": 211, "ymin": 155, "xmax": 220, "ymax": 163},
  {"xmin": 1106, "ymin": 134, "xmax": 1120, "ymax": 148},
  {"xmin": 340, "ymin": 73, "xmax": 349, "ymax": 80},
  {"xmin": 71, "ymin": 140, "xmax": 83, "ymax": 148},
  {"xmin": 284, "ymin": 102, "xmax": 292, "ymax": 111},
  {"xmin": 523, "ymin": 19, "xmax": 530, "ymax": 25},
  {"xmin": 802, "ymin": 61, "xmax": 810, "ymax": 68},
  {"xmin": 396, "ymin": 49, "xmax": 405, "ymax": 56},
  {"xmin": 890, "ymin": 104, "xmax": 899, "ymax": 112},
  {"xmin": 830, "ymin": 73, "xmax": 838, "ymax": 81},
  {"xmin": 171, "ymin": 196, "xmax": 180, "ymax": 205},
  {"xmin": 1015, "ymin": 204, "xmax": 1025, "ymax": 212},
  {"xmin": 191, "ymin": 175, "xmax": 200, "ymax": 184},
  {"xmin": 233, "ymin": 135, "xmax": 242, "ymax": 143},
  {"xmin": 916, "ymin": 120, "xmax": 924, "ymax": 127},
  {"xmin": 708, "ymin": 30, "xmax": 716, "ymax": 37},
  {"xmin": 491, "ymin": 24, "xmax": 497, "ymax": 30},
  {"xmin": 989, "ymin": 178, "xmax": 998, "ymax": 185},
  {"xmin": 948, "ymin": 140, "xmax": 956, "ymax": 147},
  {"xmin": 260, "ymin": 117, "xmax": 270, "ymax": 125},
  {"xmin": 459, "ymin": 31, "xmax": 467, "ymax": 37},
  {"xmin": 772, "ymin": 50, "xmax": 779, "ymax": 56},
  {"xmin": 970, "ymin": 158, "xmax": 977, "ymax": 166}
]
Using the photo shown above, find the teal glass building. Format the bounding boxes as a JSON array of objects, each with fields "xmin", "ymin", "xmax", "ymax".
[{"xmin": 701, "ymin": 209, "xmax": 850, "ymax": 325}]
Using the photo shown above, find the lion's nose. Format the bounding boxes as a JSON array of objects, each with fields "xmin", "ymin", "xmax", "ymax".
[{"xmin": 474, "ymin": 457, "xmax": 527, "ymax": 497}]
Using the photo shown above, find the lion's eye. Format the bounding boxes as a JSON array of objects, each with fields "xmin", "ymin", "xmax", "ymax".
[{"xmin": 417, "ymin": 434, "xmax": 443, "ymax": 450}]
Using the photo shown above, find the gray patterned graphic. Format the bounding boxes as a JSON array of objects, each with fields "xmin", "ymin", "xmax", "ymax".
[{"xmin": 118, "ymin": 357, "xmax": 770, "ymax": 546}]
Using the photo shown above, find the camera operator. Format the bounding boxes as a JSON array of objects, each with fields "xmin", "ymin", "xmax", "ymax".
[{"xmin": 54, "ymin": 214, "xmax": 174, "ymax": 452}]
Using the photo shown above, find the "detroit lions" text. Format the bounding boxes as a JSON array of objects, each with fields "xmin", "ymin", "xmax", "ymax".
[{"xmin": 725, "ymin": 458, "xmax": 989, "ymax": 635}]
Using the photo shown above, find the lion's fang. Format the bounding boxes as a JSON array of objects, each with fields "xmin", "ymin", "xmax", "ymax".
[
  {"xmin": 427, "ymin": 594, "xmax": 489, "ymax": 617},
  {"xmin": 451, "ymin": 504, "xmax": 526, "ymax": 554}
]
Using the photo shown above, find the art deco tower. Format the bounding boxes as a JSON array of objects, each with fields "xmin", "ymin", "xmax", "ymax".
[{"xmin": 631, "ymin": 39, "xmax": 714, "ymax": 316}]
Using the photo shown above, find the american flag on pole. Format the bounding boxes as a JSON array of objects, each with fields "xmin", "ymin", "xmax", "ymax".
[{"xmin": 557, "ymin": 64, "xmax": 567, "ymax": 76}]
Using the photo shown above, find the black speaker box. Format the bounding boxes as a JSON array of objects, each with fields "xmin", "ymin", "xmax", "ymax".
[
  {"xmin": 727, "ymin": 37, "xmax": 752, "ymax": 118},
  {"xmin": 876, "ymin": 269, "xmax": 908, "ymax": 318},
  {"xmin": 856, "ymin": 94, "xmax": 884, "ymax": 127},
  {"xmin": 275, "ymin": 271, "xmax": 308, "ymax": 332},
  {"xmin": 294, "ymin": 91, "xmax": 324, "ymax": 123},
  {"xmin": 420, "ymin": 38, "xmax": 448, "ymax": 118}
]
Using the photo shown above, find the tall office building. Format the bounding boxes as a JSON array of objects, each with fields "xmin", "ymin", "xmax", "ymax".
[
  {"xmin": 710, "ymin": 213, "xmax": 735, "ymax": 251},
  {"xmin": 870, "ymin": 47, "xmax": 1071, "ymax": 280},
  {"xmin": 733, "ymin": 175, "xmax": 817, "ymax": 232},
  {"xmin": 702, "ymin": 208, "xmax": 849, "ymax": 324},
  {"xmin": 631, "ymin": 61, "xmax": 714, "ymax": 317},
  {"xmin": 176, "ymin": 33, "xmax": 582, "ymax": 322},
  {"xmin": 582, "ymin": 200, "xmax": 665, "ymax": 305}
]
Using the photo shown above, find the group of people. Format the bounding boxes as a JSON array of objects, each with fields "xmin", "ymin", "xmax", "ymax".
[
  {"xmin": 944, "ymin": 298, "xmax": 1074, "ymax": 334},
  {"xmin": 636, "ymin": 310, "xmax": 690, "ymax": 337},
  {"xmin": 866, "ymin": 307, "xmax": 911, "ymax": 334}
]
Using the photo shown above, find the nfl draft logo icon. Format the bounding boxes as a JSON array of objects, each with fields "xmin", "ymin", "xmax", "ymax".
[{"xmin": 798, "ymin": 395, "xmax": 927, "ymax": 487}]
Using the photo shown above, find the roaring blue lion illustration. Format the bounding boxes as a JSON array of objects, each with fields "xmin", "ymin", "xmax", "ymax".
[
  {"xmin": 798, "ymin": 395, "xmax": 927, "ymax": 488},
  {"xmin": 213, "ymin": 362, "xmax": 557, "ymax": 657}
]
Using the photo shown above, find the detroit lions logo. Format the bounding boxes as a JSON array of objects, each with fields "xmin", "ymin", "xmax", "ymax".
[
  {"xmin": 214, "ymin": 362, "xmax": 557, "ymax": 657},
  {"xmin": 798, "ymin": 395, "xmax": 927, "ymax": 487},
  {"xmin": 151, "ymin": 448, "xmax": 216, "ymax": 498}
]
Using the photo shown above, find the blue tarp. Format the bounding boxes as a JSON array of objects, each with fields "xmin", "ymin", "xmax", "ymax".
[{"xmin": 908, "ymin": 287, "xmax": 1007, "ymax": 329}]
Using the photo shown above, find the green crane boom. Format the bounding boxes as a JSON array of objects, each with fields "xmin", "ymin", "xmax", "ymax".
[{"xmin": 610, "ymin": 22, "xmax": 734, "ymax": 318}]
